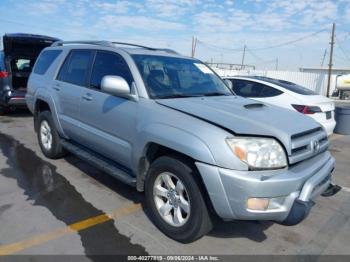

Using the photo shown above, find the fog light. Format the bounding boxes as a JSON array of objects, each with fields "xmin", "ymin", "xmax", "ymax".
[{"xmin": 247, "ymin": 198, "xmax": 270, "ymax": 211}]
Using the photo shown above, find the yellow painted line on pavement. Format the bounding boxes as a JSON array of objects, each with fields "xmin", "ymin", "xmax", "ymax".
[{"xmin": 0, "ymin": 203, "xmax": 141, "ymax": 255}]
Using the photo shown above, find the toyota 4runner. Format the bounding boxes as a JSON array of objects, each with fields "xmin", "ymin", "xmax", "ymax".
[{"xmin": 26, "ymin": 41, "xmax": 338, "ymax": 243}]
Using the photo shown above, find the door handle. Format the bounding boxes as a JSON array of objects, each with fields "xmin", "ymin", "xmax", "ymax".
[
  {"xmin": 52, "ymin": 83, "xmax": 61, "ymax": 91},
  {"xmin": 52, "ymin": 84, "xmax": 60, "ymax": 91},
  {"xmin": 82, "ymin": 94, "xmax": 93, "ymax": 101}
]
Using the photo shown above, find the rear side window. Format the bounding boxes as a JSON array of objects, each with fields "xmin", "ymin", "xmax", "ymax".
[
  {"xmin": 57, "ymin": 50, "xmax": 94, "ymax": 86},
  {"xmin": 231, "ymin": 79, "xmax": 283, "ymax": 98},
  {"xmin": 34, "ymin": 50, "xmax": 62, "ymax": 75},
  {"xmin": 89, "ymin": 51, "xmax": 133, "ymax": 89}
]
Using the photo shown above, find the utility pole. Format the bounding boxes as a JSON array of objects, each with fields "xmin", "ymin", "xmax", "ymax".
[
  {"xmin": 191, "ymin": 36, "xmax": 197, "ymax": 58},
  {"xmin": 241, "ymin": 45, "xmax": 246, "ymax": 69},
  {"xmin": 275, "ymin": 58, "xmax": 279, "ymax": 71},
  {"xmin": 326, "ymin": 23, "xmax": 335, "ymax": 97}
]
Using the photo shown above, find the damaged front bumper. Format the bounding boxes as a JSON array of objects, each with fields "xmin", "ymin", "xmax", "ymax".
[{"xmin": 196, "ymin": 151, "xmax": 338, "ymax": 224}]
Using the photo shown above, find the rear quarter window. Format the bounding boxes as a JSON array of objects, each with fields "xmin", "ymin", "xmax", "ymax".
[
  {"xmin": 33, "ymin": 50, "xmax": 62, "ymax": 75},
  {"xmin": 277, "ymin": 81, "xmax": 316, "ymax": 95}
]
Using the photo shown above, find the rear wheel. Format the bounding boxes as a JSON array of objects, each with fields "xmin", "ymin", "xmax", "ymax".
[
  {"xmin": 37, "ymin": 111, "xmax": 66, "ymax": 159},
  {"xmin": 145, "ymin": 155, "xmax": 213, "ymax": 243}
]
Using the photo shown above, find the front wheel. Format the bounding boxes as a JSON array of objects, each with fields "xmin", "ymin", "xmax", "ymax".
[{"xmin": 145, "ymin": 155, "xmax": 213, "ymax": 243}]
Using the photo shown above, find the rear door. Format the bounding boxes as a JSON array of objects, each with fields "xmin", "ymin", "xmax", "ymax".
[
  {"xmin": 78, "ymin": 50, "xmax": 137, "ymax": 167},
  {"xmin": 54, "ymin": 49, "xmax": 94, "ymax": 140},
  {"xmin": 3, "ymin": 34, "xmax": 59, "ymax": 58}
]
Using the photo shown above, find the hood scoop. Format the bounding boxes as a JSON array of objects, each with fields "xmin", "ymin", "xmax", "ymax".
[{"xmin": 244, "ymin": 103, "xmax": 265, "ymax": 109}]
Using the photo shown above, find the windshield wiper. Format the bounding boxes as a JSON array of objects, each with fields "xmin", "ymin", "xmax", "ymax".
[
  {"xmin": 202, "ymin": 92, "xmax": 231, "ymax": 97},
  {"xmin": 157, "ymin": 94, "xmax": 202, "ymax": 99}
]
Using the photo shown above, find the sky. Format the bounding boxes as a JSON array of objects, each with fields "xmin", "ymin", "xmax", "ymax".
[{"xmin": 0, "ymin": 0, "xmax": 350, "ymax": 70}]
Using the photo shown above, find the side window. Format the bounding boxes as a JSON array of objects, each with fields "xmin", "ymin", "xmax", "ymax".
[
  {"xmin": 231, "ymin": 80, "xmax": 256, "ymax": 97},
  {"xmin": 34, "ymin": 50, "xmax": 62, "ymax": 75},
  {"xmin": 57, "ymin": 50, "xmax": 93, "ymax": 86},
  {"xmin": 89, "ymin": 51, "xmax": 133, "ymax": 90},
  {"xmin": 231, "ymin": 80, "xmax": 282, "ymax": 98},
  {"xmin": 258, "ymin": 84, "xmax": 283, "ymax": 97}
]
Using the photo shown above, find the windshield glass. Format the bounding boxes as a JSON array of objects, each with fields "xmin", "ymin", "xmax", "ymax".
[{"xmin": 132, "ymin": 55, "xmax": 233, "ymax": 99}]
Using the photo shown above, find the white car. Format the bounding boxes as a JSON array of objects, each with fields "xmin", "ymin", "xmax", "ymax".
[{"xmin": 225, "ymin": 76, "xmax": 336, "ymax": 135}]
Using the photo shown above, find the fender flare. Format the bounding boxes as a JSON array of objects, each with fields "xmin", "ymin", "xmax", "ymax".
[
  {"xmin": 133, "ymin": 123, "xmax": 216, "ymax": 191},
  {"xmin": 33, "ymin": 89, "xmax": 67, "ymax": 138}
]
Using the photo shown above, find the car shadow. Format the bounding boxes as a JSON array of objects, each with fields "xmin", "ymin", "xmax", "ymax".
[
  {"xmin": 208, "ymin": 219, "xmax": 273, "ymax": 242},
  {"xmin": 2, "ymin": 108, "xmax": 32, "ymax": 118},
  {"xmin": 64, "ymin": 154, "xmax": 272, "ymax": 242},
  {"xmin": 64, "ymin": 155, "xmax": 144, "ymax": 204}
]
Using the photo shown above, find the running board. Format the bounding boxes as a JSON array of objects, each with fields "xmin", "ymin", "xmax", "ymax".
[{"xmin": 61, "ymin": 139, "xmax": 136, "ymax": 187}]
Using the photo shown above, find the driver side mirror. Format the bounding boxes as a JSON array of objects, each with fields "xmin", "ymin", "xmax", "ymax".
[
  {"xmin": 224, "ymin": 79, "xmax": 233, "ymax": 89},
  {"xmin": 101, "ymin": 75, "xmax": 138, "ymax": 101}
]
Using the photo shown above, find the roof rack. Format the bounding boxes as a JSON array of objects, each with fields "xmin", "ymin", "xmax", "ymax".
[
  {"xmin": 51, "ymin": 40, "xmax": 179, "ymax": 54},
  {"xmin": 111, "ymin": 41, "xmax": 157, "ymax": 50},
  {"xmin": 51, "ymin": 40, "xmax": 114, "ymax": 47}
]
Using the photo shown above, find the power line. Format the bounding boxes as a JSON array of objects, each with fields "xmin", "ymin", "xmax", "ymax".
[
  {"xmin": 246, "ymin": 48, "xmax": 266, "ymax": 62},
  {"xmin": 250, "ymin": 29, "xmax": 327, "ymax": 51},
  {"xmin": 196, "ymin": 29, "xmax": 327, "ymax": 54},
  {"xmin": 336, "ymin": 36, "xmax": 350, "ymax": 61},
  {"xmin": 196, "ymin": 39, "xmax": 242, "ymax": 52}
]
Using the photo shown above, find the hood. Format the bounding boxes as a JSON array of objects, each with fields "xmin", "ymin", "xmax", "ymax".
[
  {"xmin": 3, "ymin": 33, "xmax": 60, "ymax": 57},
  {"xmin": 156, "ymin": 96, "xmax": 321, "ymax": 154}
]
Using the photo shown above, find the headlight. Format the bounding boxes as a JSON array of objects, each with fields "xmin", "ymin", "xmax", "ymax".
[{"xmin": 226, "ymin": 137, "xmax": 287, "ymax": 169}]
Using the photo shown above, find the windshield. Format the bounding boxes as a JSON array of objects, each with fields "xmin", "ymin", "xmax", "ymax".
[{"xmin": 132, "ymin": 55, "xmax": 233, "ymax": 99}]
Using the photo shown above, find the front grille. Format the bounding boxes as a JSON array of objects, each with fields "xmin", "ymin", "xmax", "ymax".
[{"xmin": 289, "ymin": 127, "xmax": 328, "ymax": 164}]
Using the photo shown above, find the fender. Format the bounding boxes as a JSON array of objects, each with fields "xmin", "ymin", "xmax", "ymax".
[
  {"xmin": 33, "ymin": 88, "xmax": 68, "ymax": 139},
  {"xmin": 133, "ymin": 123, "xmax": 216, "ymax": 191}
]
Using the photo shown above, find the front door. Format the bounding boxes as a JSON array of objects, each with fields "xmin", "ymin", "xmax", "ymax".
[{"xmin": 78, "ymin": 51, "xmax": 137, "ymax": 168}]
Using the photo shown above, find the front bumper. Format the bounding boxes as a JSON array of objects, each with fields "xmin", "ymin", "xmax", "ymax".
[
  {"xmin": 196, "ymin": 151, "xmax": 335, "ymax": 223},
  {"xmin": 320, "ymin": 120, "xmax": 336, "ymax": 136}
]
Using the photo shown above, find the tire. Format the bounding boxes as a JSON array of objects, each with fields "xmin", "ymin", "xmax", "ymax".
[
  {"xmin": 37, "ymin": 111, "xmax": 66, "ymax": 159},
  {"xmin": 145, "ymin": 155, "xmax": 213, "ymax": 243}
]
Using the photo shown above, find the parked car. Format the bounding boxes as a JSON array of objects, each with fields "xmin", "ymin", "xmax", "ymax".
[
  {"xmin": 0, "ymin": 33, "xmax": 60, "ymax": 114},
  {"xmin": 26, "ymin": 41, "xmax": 338, "ymax": 243},
  {"xmin": 224, "ymin": 76, "xmax": 336, "ymax": 136}
]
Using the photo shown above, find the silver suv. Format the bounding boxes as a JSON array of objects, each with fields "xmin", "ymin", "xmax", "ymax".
[{"xmin": 26, "ymin": 41, "xmax": 337, "ymax": 243}]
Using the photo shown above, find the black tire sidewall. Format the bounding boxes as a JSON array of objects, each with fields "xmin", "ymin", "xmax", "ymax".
[{"xmin": 145, "ymin": 156, "xmax": 210, "ymax": 242}]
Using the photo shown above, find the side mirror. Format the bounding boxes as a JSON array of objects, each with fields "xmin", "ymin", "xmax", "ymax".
[
  {"xmin": 224, "ymin": 79, "xmax": 233, "ymax": 89},
  {"xmin": 101, "ymin": 75, "xmax": 131, "ymax": 98}
]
